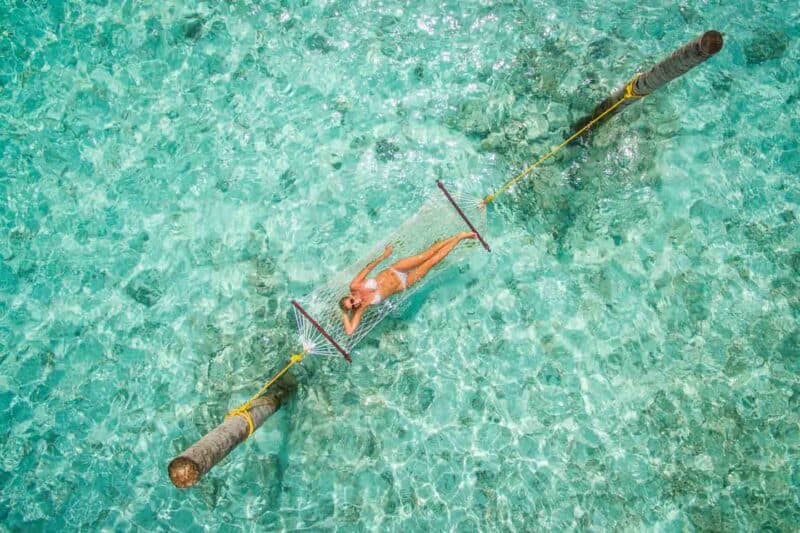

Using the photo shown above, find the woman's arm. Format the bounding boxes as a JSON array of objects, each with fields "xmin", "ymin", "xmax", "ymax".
[
  {"xmin": 342, "ymin": 306, "xmax": 367, "ymax": 336},
  {"xmin": 350, "ymin": 244, "xmax": 393, "ymax": 290}
]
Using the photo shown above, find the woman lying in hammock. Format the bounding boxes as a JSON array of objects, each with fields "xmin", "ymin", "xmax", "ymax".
[{"xmin": 340, "ymin": 231, "xmax": 476, "ymax": 335}]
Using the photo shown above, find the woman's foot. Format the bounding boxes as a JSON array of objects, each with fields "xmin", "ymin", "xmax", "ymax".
[{"xmin": 458, "ymin": 231, "xmax": 477, "ymax": 240}]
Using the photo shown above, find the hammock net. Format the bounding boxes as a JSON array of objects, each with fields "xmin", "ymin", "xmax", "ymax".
[{"xmin": 293, "ymin": 186, "xmax": 487, "ymax": 360}]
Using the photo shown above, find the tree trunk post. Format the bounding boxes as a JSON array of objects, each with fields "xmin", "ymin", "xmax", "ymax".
[
  {"xmin": 570, "ymin": 30, "xmax": 723, "ymax": 134},
  {"xmin": 168, "ymin": 371, "xmax": 298, "ymax": 489}
]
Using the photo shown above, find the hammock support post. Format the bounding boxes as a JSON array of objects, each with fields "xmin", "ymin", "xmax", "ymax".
[
  {"xmin": 570, "ymin": 30, "xmax": 723, "ymax": 134},
  {"xmin": 167, "ymin": 371, "xmax": 297, "ymax": 489}
]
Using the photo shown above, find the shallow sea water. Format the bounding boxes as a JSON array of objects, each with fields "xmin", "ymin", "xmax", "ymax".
[{"xmin": 1, "ymin": 0, "xmax": 799, "ymax": 531}]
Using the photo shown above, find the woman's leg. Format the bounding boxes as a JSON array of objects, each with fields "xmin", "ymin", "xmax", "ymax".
[
  {"xmin": 389, "ymin": 235, "xmax": 462, "ymax": 272},
  {"xmin": 406, "ymin": 233, "xmax": 473, "ymax": 286}
]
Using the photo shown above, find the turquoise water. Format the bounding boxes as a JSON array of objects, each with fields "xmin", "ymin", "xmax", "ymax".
[{"xmin": 1, "ymin": 0, "xmax": 798, "ymax": 530}]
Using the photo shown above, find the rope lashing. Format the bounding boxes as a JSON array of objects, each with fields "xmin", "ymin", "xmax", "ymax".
[
  {"xmin": 225, "ymin": 351, "xmax": 307, "ymax": 439},
  {"xmin": 482, "ymin": 75, "xmax": 643, "ymax": 205}
]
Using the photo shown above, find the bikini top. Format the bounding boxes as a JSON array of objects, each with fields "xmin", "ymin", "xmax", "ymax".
[{"xmin": 363, "ymin": 278, "xmax": 382, "ymax": 305}]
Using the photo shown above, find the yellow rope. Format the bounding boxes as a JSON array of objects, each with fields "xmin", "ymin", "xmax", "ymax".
[
  {"xmin": 225, "ymin": 351, "xmax": 306, "ymax": 439},
  {"xmin": 483, "ymin": 75, "xmax": 643, "ymax": 205}
]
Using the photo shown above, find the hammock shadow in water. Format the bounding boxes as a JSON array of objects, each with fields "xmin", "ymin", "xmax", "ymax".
[
  {"xmin": 270, "ymin": 397, "xmax": 294, "ymax": 510},
  {"xmin": 405, "ymin": 265, "xmax": 470, "ymax": 317}
]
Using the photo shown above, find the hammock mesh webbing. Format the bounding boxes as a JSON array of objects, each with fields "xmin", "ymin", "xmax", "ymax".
[{"xmin": 293, "ymin": 189, "xmax": 487, "ymax": 359}]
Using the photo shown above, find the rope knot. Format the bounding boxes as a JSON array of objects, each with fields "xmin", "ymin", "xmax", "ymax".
[
  {"xmin": 223, "ymin": 348, "xmax": 308, "ymax": 441},
  {"xmin": 624, "ymin": 74, "xmax": 643, "ymax": 99},
  {"xmin": 226, "ymin": 403, "xmax": 255, "ymax": 438}
]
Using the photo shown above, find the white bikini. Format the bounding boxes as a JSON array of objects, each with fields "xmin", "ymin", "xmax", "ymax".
[{"xmin": 364, "ymin": 269, "xmax": 408, "ymax": 305}]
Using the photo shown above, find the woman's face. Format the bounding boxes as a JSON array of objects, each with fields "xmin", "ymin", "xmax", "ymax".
[{"xmin": 344, "ymin": 294, "xmax": 362, "ymax": 310}]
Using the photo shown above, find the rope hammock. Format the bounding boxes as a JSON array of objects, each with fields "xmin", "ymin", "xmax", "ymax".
[
  {"xmin": 293, "ymin": 184, "xmax": 488, "ymax": 361},
  {"xmin": 227, "ymin": 77, "xmax": 644, "ymax": 436}
]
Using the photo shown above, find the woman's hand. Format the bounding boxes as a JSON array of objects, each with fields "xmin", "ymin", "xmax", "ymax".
[{"xmin": 352, "ymin": 244, "xmax": 393, "ymax": 289}]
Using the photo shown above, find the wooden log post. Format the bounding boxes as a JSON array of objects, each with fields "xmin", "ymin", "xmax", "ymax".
[
  {"xmin": 168, "ymin": 371, "xmax": 298, "ymax": 489},
  {"xmin": 570, "ymin": 30, "xmax": 723, "ymax": 134}
]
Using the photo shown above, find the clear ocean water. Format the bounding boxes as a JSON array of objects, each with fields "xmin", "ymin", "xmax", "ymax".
[{"xmin": 1, "ymin": 0, "xmax": 798, "ymax": 531}]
